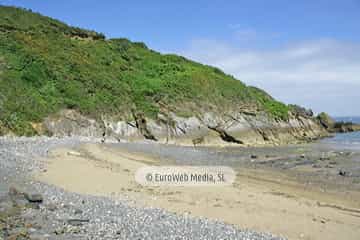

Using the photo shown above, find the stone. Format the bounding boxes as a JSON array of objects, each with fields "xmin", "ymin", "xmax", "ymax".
[
  {"xmin": 46, "ymin": 203, "xmax": 57, "ymax": 211},
  {"xmin": 339, "ymin": 170, "xmax": 349, "ymax": 176},
  {"xmin": 67, "ymin": 218, "xmax": 90, "ymax": 226},
  {"xmin": 26, "ymin": 202, "xmax": 40, "ymax": 210},
  {"xmin": 54, "ymin": 227, "xmax": 66, "ymax": 235},
  {"xmin": 8, "ymin": 186, "xmax": 22, "ymax": 197},
  {"xmin": 67, "ymin": 151, "xmax": 81, "ymax": 157},
  {"xmin": 317, "ymin": 112, "xmax": 335, "ymax": 129},
  {"xmin": 24, "ymin": 193, "xmax": 43, "ymax": 203},
  {"xmin": 312, "ymin": 164, "xmax": 321, "ymax": 168},
  {"xmin": 74, "ymin": 208, "xmax": 83, "ymax": 215},
  {"xmin": 28, "ymin": 233, "xmax": 48, "ymax": 240}
]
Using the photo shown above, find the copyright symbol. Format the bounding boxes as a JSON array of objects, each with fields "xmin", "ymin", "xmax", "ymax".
[{"xmin": 146, "ymin": 173, "xmax": 153, "ymax": 182}]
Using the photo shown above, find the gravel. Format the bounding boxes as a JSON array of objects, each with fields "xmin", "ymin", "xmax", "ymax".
[{"xmin": 0, "ymin": 136, "xmax": 285, "ymax": 240}]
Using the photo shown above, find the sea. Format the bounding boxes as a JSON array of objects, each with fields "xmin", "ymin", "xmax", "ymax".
[{"xmin": 320, "ymin": 116, "xmax": 360, "ymax": 150}]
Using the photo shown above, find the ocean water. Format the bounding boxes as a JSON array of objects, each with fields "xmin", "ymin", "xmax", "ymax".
[
  {"xmin": 334, "ymin": 116, "xmax": 360, "ymax": 124},
  {"xmin": 320, "ymin": 116, "xmax": 360, "ymax": 150}
]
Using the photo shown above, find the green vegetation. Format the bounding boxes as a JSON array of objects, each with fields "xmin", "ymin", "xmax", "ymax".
[{"xmin": 0, "ymin": 6, "xmax": 291, "ymax": 135}]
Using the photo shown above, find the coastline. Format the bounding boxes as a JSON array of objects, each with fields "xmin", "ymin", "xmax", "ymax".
[
  {"xmin": 1, "ymin": 135, "xmax": 360, "ymax": 239},
  {"xmin": 35, "ymin": 140, "xmax": 360, "ymax": 240},
  {"xmin": 0, "ymin": 137, "xmax": 283, "ymax": 240}
]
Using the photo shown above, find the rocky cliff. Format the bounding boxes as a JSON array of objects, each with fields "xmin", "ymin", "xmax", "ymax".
[{"xmin": 40, "ymin": 108, "xmax": 329, "ymax": 146}]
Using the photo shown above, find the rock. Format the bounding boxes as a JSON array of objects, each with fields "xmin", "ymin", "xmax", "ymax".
[
  {"xmin": 339, "ymin": 169, "xmax": 350, "ymax": 177},
  {"xmin": 67, "ymin": 151, "xmax": 81, "ymax": 157},
  {"xmin": 74, "ymin": 208, "xmax": 83, "ymax": 215},
  {"xmin": 67, "ymin": 218, "xmax": 90, "ymax": 226},
  {"xmin": 28, "ymin": 233, "xmax": 49, "ymax": 240},
  {"xmin": 8, "ymin": 186, "xmax": 22, "ymax": 197},
  {"xmin": 7, "ymin": 228, "xmax": 29, "ymax": 240},
  {"xmin": 317, "ymin": 112, "xmax": 335, "ymax": 130},
  {"xmin": 26, "ymin": 202, "xmax": 40, "ymax": 210},
  {"xmin": 44, "ymin": 109, "xmax": 103, "ymax": 137},
  {"xmin": 207, "ymin": 125, "xmax": 244, "ymax": 144},
  {"xmin": 317, "ymin": 112, "xmax": 360, "ymax": 133},
  {"xmin": 8, "ymin": 187, "xmax": 28, "ymax": 207},
  {"xmin": 319, "ymin": 155, "xmax": 330, "ymax": 161},
  {"xmin": 312, "ymin": 164, "xmax": 321, "ymax": 168},
  {"xmin": 54, "ymin": 227, "xmax": 66, "ymax": 235},
  {"xmin": 24, "ymin": 193, "xmax": 43, "ymax": 203},
  {"xmin": 0, "ymin": 197, "xmax": 13, "ymax": 211},
  {"xmin": 45, "ymin": 203, "xmax": 57, "ymax": 211},
  {"xmin": 290, "ymin": 105, "xmax": 313, "ymax": 117},
  {"xmin": 132, "ymin": 111, "xmax": 157, "ymax": 141},
  {"xmin": 192, "ymin": 136, "xmax": 205, "ymax": 146}
]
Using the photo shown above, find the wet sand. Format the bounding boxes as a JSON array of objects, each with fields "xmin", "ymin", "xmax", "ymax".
[{"xmin": 36, "ymin": 143, "xmax": 360, "ymax": 240}]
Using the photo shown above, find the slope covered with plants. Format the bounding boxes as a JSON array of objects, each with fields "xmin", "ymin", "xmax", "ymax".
[{"xmin": 0, "ymin": 6, "xmax": 290, "ymax": 135}]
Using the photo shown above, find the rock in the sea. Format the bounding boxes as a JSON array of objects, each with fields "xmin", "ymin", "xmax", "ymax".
[{"xmin": 317, "ymin": 112, "xmax": 360, "ymax": 133}]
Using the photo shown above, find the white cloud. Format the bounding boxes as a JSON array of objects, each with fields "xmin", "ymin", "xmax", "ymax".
[{"xmin": 179, "ymin": 38, "xmax": 360, "ymax": 116}]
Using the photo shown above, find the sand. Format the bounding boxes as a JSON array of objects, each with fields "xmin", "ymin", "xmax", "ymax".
[{"xmin": 35, "ymin": 143, "xmax": 360, "ymax": 240}]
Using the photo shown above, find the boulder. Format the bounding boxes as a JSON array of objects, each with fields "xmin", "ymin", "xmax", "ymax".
[
  {"xmin": 317, "ymin": 112, "xmax": 335, "ymax": 130},
  {"xmin": 24, "ymin": 193, "xmax": 43, "ymax": 203}
]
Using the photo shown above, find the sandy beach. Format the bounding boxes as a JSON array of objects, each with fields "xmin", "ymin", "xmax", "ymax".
[{"xmin": 35, "ymin": 143, "xmax": 360, "ymax": 240}]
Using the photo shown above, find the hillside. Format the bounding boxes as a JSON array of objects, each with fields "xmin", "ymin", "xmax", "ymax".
[{"xmin": 0, "ymin": 6, "xmax": 329, "ymax": 145}]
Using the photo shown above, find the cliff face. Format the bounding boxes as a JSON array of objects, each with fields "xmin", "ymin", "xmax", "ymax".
[
  {"xmin": 41, "ymin": 109, "xmax": 328, "ymax": 146},
  {"xmin": 0, "ymin": 6, "xmax": 332, "ymax": 145}
]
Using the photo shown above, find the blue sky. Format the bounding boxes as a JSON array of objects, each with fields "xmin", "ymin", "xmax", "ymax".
[{"xmin": 1, "ymin": 0, "xmax": 360, "ymax": 116}]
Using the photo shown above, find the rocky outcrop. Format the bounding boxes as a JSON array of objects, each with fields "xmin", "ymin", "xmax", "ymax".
[
  {"xmin": 39, "ymin": 108, "xmax": 330, "ymax": 146},
  {"xmin": 317, "ymin": 112, "xmax": 335, "ymax": 130},
  {"xmin": 317, "ymin": 112, "xmax": 360, "ymax": 133},
  {"xmin": 207, "ymin": 125, "xmax": 244, "ymax": 144},
  {"xmin": 131, "ymin": 111, "xmax": 157, "ymax": 141},
  {"xmin": 289, "ymin": 105, "xmax": 314, "ymax": 118},
  {"xmin": 43, "ymin": 109, "xmax": 104, "ymax": 137},
  {"xmin": 333, "ymin": 122, "xmax": 360, "ymax": 133}
]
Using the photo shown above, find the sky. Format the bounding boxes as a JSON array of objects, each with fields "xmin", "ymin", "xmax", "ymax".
[{"xmin": 1, "ymin": 0, "xmax": 359, "ymax": 116}]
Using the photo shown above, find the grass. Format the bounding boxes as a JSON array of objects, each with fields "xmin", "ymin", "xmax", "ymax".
[{"xmin": 0, "ymin": 6, "xmax": 291, "ymax": 135}]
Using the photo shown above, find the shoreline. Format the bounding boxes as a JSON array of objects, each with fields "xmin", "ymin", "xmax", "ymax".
[
  {"xmin": 0, "ymin": 137, "xmax": 283, "ymax": 240},
  {"xmin": 35, "ymin": 140, "xmax": 360, "ymax": 240},
  {"xmin": 1, "ymin": 136, "xmax": 360, "ymax": 239}
]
